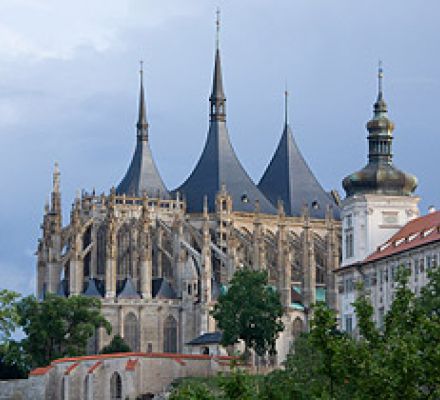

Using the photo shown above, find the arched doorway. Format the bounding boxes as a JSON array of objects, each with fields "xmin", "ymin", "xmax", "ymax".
[
  {"xmin": 110, "ymin": 372, "xmax": 122, "ymax": 400},
  {"xmin": 123, "ymin": 313, "xmax": 139, "ymax": 351},
  {"xmin": 163, "ymin": 315, "xmax": 177, "ymax": 353}
]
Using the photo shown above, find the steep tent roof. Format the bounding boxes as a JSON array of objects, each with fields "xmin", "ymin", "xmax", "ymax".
[
  {"xmin": 117, "ymin": 277, "xmax": 141, "ymax": 299},
  {"xmin": 258, "ymin": 97, "xmax": 340, "ymax": 219},
  {"xmin": 117, "ymin": 66, "xmax": 170, "ymax": 199},
  {"xmin": 177, "ymin": 48, "xmax": 276, "ymax": 214}
]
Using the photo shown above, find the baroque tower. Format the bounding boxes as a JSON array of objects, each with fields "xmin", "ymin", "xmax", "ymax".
[{"xmin": 341, "ymin": 64, "xmax": 419, "ymax": 267}]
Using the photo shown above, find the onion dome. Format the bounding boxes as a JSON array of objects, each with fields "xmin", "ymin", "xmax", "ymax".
[
  {"xmin": 116, "ymin": 63, "xmax": 170, "ymax": 199},
  {"xmin": 342, "ymin": 65, "xmax": 417, "ymax": 197}
]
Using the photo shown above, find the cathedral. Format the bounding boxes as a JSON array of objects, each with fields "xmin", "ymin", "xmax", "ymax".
[{"xmin": 36, "ymin": 22, "xmax": 341, "ymax": 363}]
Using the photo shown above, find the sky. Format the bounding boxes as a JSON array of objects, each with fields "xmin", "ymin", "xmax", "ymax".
[{"xmin": 0, "ymin": 0, "xmax": 439, "ymax": 296}]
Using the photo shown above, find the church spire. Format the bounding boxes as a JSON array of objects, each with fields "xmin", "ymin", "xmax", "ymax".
[
  {"xmin": 209, "ymin": 9, "xmax": 226, "ymax": 122},
  {"xmin": 137, "ymin": 61, "xmax": 148, "ymax": 141},
  {"xmin": 116, "ymin": 64, "xmax": 170, "ymax": 199},
  {"xmin": 366, "ymin": 62, "xmax": 394, "ymax": 165}
]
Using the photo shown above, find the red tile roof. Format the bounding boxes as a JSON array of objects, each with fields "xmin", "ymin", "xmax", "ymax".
[
  {"xmin": 51, "ymin": 352, "xmax": 237, "ymax": 365},
  {"xmin": 125, "ymin": 359, "xmax": 139, "ymax": 371},
  {"xmin": 87, "ymin": 361, "xmax": 103, "ymax": 374},
  {"xmin": 64, "ymin": 362, "xmax": 80, "ymax": 376},
  {"xmin": 365, "ymin": 211, "xmax": 440, "ymax": 263},
  {"xmin": 29, "ymin": 366, "xmax": 53, "ymax": 376}
]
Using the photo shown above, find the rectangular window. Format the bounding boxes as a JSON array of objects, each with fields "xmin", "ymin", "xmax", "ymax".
[
  {"xmin": 378, "ymin": 307, "xmax": 385, "ymax": 330},
  {"xmin": 420, "ymin": 258, "xmax": 425, "ymax": 273},
  {"xmin": 344, "ymin": 315, "xmax": 353, "ymax": 333},
  {"xmin": 427, "ymin": 255, "xmax": 432, "ymax": 270},
  {"xmin": 344, "ymin": 215, "xmax": 354, "ymax": 259},
  {"xmin": 345, "ymin": 232, "xmax": 354, "ymax": 259},
  {"xmin": 344, "ymin": 277, "xmax": 354, "ymax": 293},
  {"xmin": 414, "ymin": 259, "xmax": 419, "ymax": 282}
]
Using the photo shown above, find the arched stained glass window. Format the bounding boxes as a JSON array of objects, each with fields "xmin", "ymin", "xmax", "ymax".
[
  {"xmin": 163, "ymin": 315, "xmax": 178, "ymax": 353},
  {"xmin": 123, "ymin": 313, "xmax": 139, "ymax": 351}
]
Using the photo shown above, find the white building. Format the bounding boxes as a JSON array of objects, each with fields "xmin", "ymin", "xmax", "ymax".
[
  {"xmin": 337, "ymin": 66, "xmax": 420, "ymax": 333},
  {"xmin": 337, "ymin": 210, "xmax": 440, "ymax": 333}
]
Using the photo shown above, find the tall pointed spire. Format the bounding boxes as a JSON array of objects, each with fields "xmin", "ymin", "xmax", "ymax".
[
  {"xmin": 259, "ymin": 91, "xmax": 340, "ymax": 219},
  {"xmin": 210, "ymin": 9, "xmax": 226, "ymax": 122},
  {"xmin": 116, "ymin": 65, "xmax": 170, "ymax": 199},
  {"xmin": 137, "ymin": 60, "xmax": 148, "ymax": 140},
  {"xmin": 176, "ymin": 11, "xmax": 276, "ymax": 214}
]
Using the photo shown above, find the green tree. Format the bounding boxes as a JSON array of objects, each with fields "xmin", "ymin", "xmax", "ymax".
[
  {"xmin": 211, "ymin": 269, "xmax": 284, "ymax": 359},
  {"xmin": 169, "ymin": 381, "xmax": 215, "ymax": 400},
  {"xmin": 17, "ymin": 293, "xmax": 111, "ymax": 367},
  {"xmin": 0, "ymin": 289, "xmax": 20, "ymax": 342},
  {"xmin": 100, "ymin": 334, "xmax": 131, "ymax": 354}
]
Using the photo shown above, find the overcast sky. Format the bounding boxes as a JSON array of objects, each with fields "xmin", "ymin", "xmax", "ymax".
[{"xmin": 0, "ymin": 0, "xmax": 439, "ymax": 296}]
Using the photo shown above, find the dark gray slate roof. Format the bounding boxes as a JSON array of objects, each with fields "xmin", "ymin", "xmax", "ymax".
[
  {"xmin": 116, "ymin": 72, "xmax": 170, "ymax": 199},
  {"xmin": 83, "ymin": 278, "xmax": 103, "ymax": 298},
  {"xmin": 152, "ymin": 278, "xmax": 177, "ymax": 299},
  {"xmin": 117, "ymin": 277, "xmax": 141, "ymax": 299},
  {"xmin": 176, "ymin": 49, "xmax": 276, "ymax": 214},
  {"xmin": 186, "ymin": 331, "xmax": 222, "ymax": 345},
  {"xmin": 258, "ymin": 123, "xmax": 340, "ymax": 219}
]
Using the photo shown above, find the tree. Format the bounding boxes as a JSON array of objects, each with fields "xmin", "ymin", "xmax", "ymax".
[
  {"xmin": 169, "ymin": 381, "xmax": 215, "ymax": 400},
  {"xmin": 211, "ymin": 269, "xmax": 284, "ymax": 359},
  {"xmin": 100, "ymin": 334, "xmax": 131, "ymax": 354},
  {"xmin": 0, "ymin": 289, "xmax": 20, "ymax": 342},
  {"xmin": 17, "ymin": 294, "xmax": 111, "ymax": 367}
]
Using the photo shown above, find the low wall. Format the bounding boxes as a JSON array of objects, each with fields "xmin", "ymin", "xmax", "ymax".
[{"xmin": 0, "ymin": 352, "xmax": 237, "ymax": 400}]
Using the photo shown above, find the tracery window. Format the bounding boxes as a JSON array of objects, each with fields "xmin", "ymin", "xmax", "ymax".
[
  {"xmin": 163, "ymin": 315, "xmax": 178, "ymax": 353},
  {"xmin": 97, "ymin": 224, "xmax": 106, "ymax": 276},
  {"xmin": 117, "ymin": 224, "xmax": 132, "ymax": 278},
  {"xmin": 124, "ymin": 313, "xmax": 139, "ymax": 351}
]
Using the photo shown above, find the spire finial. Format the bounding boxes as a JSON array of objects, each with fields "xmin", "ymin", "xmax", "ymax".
[
  {"xmin": 53, "ymin": 161, "xmax": 60, "ymax": 193},
  {"xmin": 378, "ymin": 60, "xmax": 384, "ymax": 99},
  {"xmin": 137, "ymin": 60, "xmax": 148, "ymax": 140},
  {"xmin": 216, "ymin": 8, "xmax": 221, "ymax": 50},
  {"xmin": 284, "ymin": 87, "xmax": 289, "ymax": 127}
]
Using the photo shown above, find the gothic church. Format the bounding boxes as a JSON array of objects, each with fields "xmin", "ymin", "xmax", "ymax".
[{"xmin": 36, "ymin": 21, "xmax": 341, "ymax": 363}]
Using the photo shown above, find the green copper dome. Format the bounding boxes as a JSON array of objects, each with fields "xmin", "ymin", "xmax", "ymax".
[{"xmin": 343, "ymin": 66, "xmax": 417, "ymax": 197}]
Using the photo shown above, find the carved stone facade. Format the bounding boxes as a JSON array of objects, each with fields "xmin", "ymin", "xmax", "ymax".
[
  {"xmin": 36, "ymin": 21, "xmax": 342, "ymax": 365},
  {"xmin": 37, "ymin": 178, "xmax": 340, "ymax": 363}
]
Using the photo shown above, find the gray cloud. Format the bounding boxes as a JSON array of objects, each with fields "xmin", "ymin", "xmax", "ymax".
[{"xmin": 1, "ymin": 0, "xmax": 439, "ymax": 295}]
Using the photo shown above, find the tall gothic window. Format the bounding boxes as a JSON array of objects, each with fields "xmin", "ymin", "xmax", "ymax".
[
  {"xmin": 315, "ymin": 238, "xmax": 326, "ymax": 285},
  {"xmin": 117, "ymin": 224, "xmax": 132, "ymax": 278},
  {"xmin": 110, "ymin": 372, "xmax": 122, "ymax": 400},
  {"xmin": 83, "ymin": 252, "xmax": 91, "ymax": 280},
  {"xmin": 124, "ymin": 313, "xmax": 139, "ymax": 351},
  {"xmin": 163, "ymin": 315, "xmax": 178, "ymax": 353},
  {"xmin": 97, "ymin": 224, "xmax": 106, "ymax": 276},
  {"xmin": 292, "ymin": 317, "xmax": 303, "ymax": 339}
]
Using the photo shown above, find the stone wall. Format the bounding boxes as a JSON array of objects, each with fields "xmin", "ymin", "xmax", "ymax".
[{"xmin": 0, "ymin": 352, "xmax": 237, "ymax": 400}]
